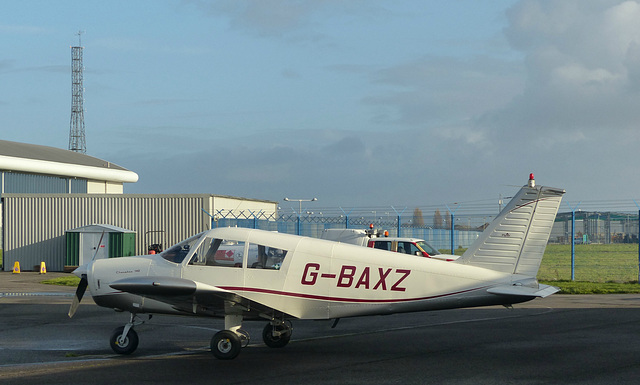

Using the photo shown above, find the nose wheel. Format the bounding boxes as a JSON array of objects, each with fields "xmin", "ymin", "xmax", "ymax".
[
  {"xmin": 210, "ymin": 313, "xmax": 248, "ymax": 360},
  {"xmin": 110, "ymin": 326, "xmax": 139, "ymax": 355},
  {"xmin": 211, "ymin": 330, "xmax": 242, "ymax": 360},
  {"xmin": 109, "ymin": 313, "xmax": 145, "ymax": 355}
]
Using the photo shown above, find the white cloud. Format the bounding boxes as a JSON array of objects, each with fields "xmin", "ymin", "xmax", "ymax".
[
  {"xmin": 0, "ymin": 24, "xmax": 48, "ymax": 35},
  {"xmin": 187, "ymin": 0, "xmax": 383, "ymax": 42},
  {"xmin": 187, "ymin": 0, "xmax": 324, "ymax": 38},
  {"xmin": 483, "ymin": 0, "xmax": 640, "ymax": 138},
  {"xmin": 93, "ymin": 37, "xmax": 209, "ymax": 55},
  {"xmin": 551, "ymin": 65, "xmax": 619, "ymax": 87},
  {"xmin": 365, "ymin": 55, "xmax": 525, "ymax": 129}
]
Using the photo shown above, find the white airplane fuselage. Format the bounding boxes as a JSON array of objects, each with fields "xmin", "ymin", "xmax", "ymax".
[
  {"xmin": 86, "ymin": 228, "xmax": 533, "ymax": 320},
  {"xmin": 72, "ymin": 176, "xmax": 564, "ymax": 359}
]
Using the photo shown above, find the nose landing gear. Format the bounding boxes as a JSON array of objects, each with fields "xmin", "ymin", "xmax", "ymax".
[
  {"xmin": 110, "ymin": 325, "xmax": 139, "ymax": 355},
  {"xmin": 211, "ymin": 330, "xmax": 242, "ymax": 360},
  {"xmin": 109, "ymin": 313, "xmax": 146, "ymax": 355}
]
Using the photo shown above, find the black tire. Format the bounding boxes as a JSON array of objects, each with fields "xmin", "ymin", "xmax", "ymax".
[
  {"xmin": 211, "ymin": 330, "xmax": 242, "ymax": 360},
  {"xmin": 109, "ymin": 326, "xmax": 139, "ymax": 355},
  {"xmin": 262, "ymin": 323, "xmax": 291, "ymax": 348}
]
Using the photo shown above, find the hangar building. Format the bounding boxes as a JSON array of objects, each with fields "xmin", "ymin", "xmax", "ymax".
[
  {"xmin": 0, "ymin": 139, "xmax": 139, "ymax": 194},
  {"xmin": 0, "ymin": 140, "xmax": 278, "ymax": 271}
]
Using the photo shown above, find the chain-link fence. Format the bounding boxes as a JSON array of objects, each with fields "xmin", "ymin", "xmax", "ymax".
[
  {"xmin": 208, "ymin": 206, "xmax": 640, "ymax": 283},
  {"xmin": 209, "ymin": 208, "xmax": 486, "ymax": 251}
]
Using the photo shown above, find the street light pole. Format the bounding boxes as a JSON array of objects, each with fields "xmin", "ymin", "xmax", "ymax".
[
  {"xmin": 284, "ymin": 197, "xmax": 318, "ymax": 215},
  {"xmin": 284, "ymin": 197, "xmax": 318, "ymax": 235}
]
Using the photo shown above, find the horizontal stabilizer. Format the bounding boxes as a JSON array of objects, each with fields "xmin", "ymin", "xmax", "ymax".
[
  {"xmin": 487, "ymin": 284, "xmax": 559, "ymax": 298},
  {"xmin": 110, "ymin": 276, "xmax": 198, "ymax": 296}
]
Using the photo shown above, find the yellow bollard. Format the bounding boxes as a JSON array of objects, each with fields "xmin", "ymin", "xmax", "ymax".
[
  {"xmin": 40, "ymin": 261, "xmax": 47, "ymax": 274},
  {"xmin": 12, "ymin": 261, "xmax": 20, "ymax": 274}
]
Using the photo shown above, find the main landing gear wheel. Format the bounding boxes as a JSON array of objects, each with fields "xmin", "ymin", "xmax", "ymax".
[
  {"xmin": 262, "ymin": 322, "xmax": 292, "ymax": 348},
  {"xmin": 110, "ymin": 326, "xmax": 139, "ymax": 355},
  {"xmin": 236, "ymin": 328, "xmax": 250, "ymax": 348},
  {"xmin": 211, "ymin": 330, "xmax": 242, "ymax": 360}
]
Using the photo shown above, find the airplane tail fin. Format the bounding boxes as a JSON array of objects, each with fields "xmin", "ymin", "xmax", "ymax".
[{"xmin": 457, "ymin": 175, "xmax": 565, "ymax": 276}]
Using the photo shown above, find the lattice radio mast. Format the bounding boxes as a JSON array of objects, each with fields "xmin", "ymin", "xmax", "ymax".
[{"xmin": 69, "ymin": 31, "xmax": 86, "ymax": 153}]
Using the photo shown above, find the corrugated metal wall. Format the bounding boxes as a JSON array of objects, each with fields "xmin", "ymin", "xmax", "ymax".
[
  {"xmin": 2, "ymin": 172, "xmax": 87, "ymax": 193},
  {"xmin": 2, "ymin": 194, "xmax": 214, "ymax": 271},
  {"xmin": 4, "ymin": 173, "xmax": 66, "ymax": 193},
  {"xmin": 71, "ymin": 178, "xmax": 88, "ymax": 193}
]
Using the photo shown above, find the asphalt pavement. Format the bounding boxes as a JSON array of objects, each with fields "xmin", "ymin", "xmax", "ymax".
[
  {"xmin": 2, "ymin": 272, "xmax": 640, "ymax": 385},
  {"xmin": 0, "ymin": 271, "xmax": 75, "ymax": 294}
]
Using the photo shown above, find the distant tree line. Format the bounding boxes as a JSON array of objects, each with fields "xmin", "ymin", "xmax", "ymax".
[{"xmin": 409, "ymin": 208, "xmax": 488, "ymax": 231}]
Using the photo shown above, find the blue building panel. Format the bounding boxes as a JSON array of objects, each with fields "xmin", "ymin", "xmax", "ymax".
[
  {"xmin": 2, "ymin": 172, "xmax": 87, "ymax": 194},
  {"xmin": 70, "ymin": 178, "xmax": 87, "ymax": 193}
]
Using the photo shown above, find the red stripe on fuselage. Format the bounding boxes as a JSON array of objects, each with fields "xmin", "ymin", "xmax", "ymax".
[{"xmin": 217, "ymin": 286, "xmax": 488, "ymax": 304}]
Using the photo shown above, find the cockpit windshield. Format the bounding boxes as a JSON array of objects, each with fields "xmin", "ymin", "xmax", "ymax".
[
  {"xmin": 416, "ymin": 240, "xmax": 440, "ymax": 255},
  {"xmin": 160, "ymin": 232, "xmax": 204, "ymax": 264}
]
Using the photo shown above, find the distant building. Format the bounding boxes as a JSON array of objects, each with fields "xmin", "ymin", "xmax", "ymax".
[
  {"xmin": 0, "ymin": 139, "xmax": 138, "ymax": 194},
  {"xmin": 0, "ymin": 140, "xmax": 278, "ymax": 271},
  {"xmin": 551, "ymin": 211, "xmax": 639, "ymax": 244}
]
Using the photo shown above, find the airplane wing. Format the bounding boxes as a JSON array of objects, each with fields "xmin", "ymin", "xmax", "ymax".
[
  {"xmin": 109, "ymin": 276, "xmax": 290, "ymax": 318},
  {"xmin": 487, "ymin": 283, "xmax": 559, "ymax": 298}
]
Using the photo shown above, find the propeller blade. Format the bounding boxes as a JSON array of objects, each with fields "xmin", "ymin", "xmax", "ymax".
[{"xmin": 68, "ymin": 275, "xmax": 88, "ymax": 318}]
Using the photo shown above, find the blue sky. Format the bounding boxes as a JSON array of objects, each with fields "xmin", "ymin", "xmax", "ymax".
[{"xmin": 3, "ymin": 1, "xmax": 640, "ymax": 211}]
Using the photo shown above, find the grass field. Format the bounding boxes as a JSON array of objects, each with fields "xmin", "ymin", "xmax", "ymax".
[
  {"xmin": 538, "ymin": 244, "xmax": 639, "ymax": 283},
  {"xmin": 446, "ymin": 244, "xmax": 639, "ymax": 283},
  {"xmin": 443, "ymin": 244, "xmax": 640, "ymax": 293},
  {"xmin": 537, "ymin": 244, "xmax": 640, "ymax": 293}
]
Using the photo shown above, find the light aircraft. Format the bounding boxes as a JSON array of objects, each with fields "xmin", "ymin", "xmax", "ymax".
[{"xmin": 69, "ymin": 174, "xmax": 564, "ymax": 360}]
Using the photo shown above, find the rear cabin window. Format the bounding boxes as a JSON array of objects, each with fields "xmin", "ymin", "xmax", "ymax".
[
  {"xmin": 247, "ymin": 244, "xmax": 287, "ymax": 270},
  {"xmin": 189, "ymin": 236, "xmax": 246, "ymax": 268}
]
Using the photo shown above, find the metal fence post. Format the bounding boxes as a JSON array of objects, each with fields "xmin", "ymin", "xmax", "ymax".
[
  {"xmin": 635, "ymin": 201, "xmax": 640, "ymax": 284},
  {"xmin": 201, "ymin": 208, "xmax": 215, "ymax": 229},
  {"xmin": 571, "ymin": 210, "xmax": 576, "ymax": 281},
  {"xmin": 340, "ymin": 207, "xmax": 353, "ymax": 229},
  {"xmin": 247, "ymin": 210, "xmax": 260, "ymax": 229},
  {"xmin": 445, "ymin": 204, "xmax": 460, "ymax": 254},
  {"xmin": 391, "ymin": 206, "xmax": 406, "ymax": 237},
  {"xmin": 567, "ymin": 202, "xmax": 581, "ymax": 281},
  {"xmin": 450, "ymin": 213, "xmax": 455, "ymax": 254}
]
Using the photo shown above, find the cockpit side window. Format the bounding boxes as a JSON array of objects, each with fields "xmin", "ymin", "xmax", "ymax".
[
  {"xmin": 160, "ymin": 233, "xmax": 203, "ymax": 264},
  {"xmin": 247, "ymin": 243, "xmax": 287, "ymax": 270},
  {"xmin": 189, "ymin": 237, "xmax": 245, "ymax": 268}
]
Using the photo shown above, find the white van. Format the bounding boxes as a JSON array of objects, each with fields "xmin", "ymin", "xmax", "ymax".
[
  {"xmin": 320, "ymin": 228, "xmax": 378, "ymax": 246},
  {"xmin": 367, "ymin": 237, "xmax": 459, "ymax": 262},
  {"xmin": 321, "ymin": 228, "xmax": 459, "ymax": 262}
]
